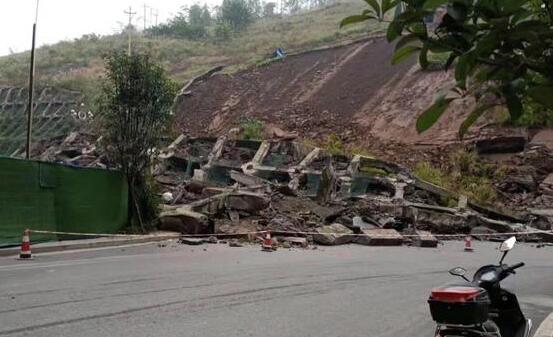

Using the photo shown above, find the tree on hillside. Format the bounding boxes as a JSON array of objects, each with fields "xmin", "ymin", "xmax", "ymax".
[
  {"xmin": 342, "ymin": 0, "xmax": 553, "ymax": 137},
  {"xmin": 219, "ymin": 0, "xmax": 254, "ymax": 31},
  {"xmin": 285, "ymin": 0, "xmax": 304, "ymax": 14},
  {"xmin": 148, "ymin": 4, "xmax": 211, "ymax": 40},
  {"xmin": 248, "ymin": 0, "xmax": 263, "ymax": 18},
  {"xmin": 201, "ymin": 4, "xmax": 213, "ymax": 25},
  {"xmin": 188, "ymin": 3, "xmax": 212, "ymax": 27},
  {"xmin": 98, "ymin": 52, "xmax": 177, "ymax": 231},
  {"xmin": 263, "ymin": 2, "xmax": 277, "ymax": 16}
]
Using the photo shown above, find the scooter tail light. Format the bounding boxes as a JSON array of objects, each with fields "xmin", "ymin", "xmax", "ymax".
[{"xmin": 430, "ymin": 287, "xmax": 481, "ymax": 302}]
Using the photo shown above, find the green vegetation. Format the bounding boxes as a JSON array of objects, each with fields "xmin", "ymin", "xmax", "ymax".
[
  {"xmin": 0, "ymin": 0, "xmax": 378, "ymax": 102},
  {"xmin": 413, "ymin": 150, "xmax": 499, "ymax": 205},
  {"xmin": 98, "ymin": 52, "xmax": 177, "ymax": 231},
  {"xmin": 240, "ymin": 117, "xmax": 264, "ymax": 140},
  {"xmin": 343, "ymin": 0, "xmax": 553, "ymax": 138},
  {"xmin": 324, "ymin": 133, "xmax": 345, "ymax": 155}
]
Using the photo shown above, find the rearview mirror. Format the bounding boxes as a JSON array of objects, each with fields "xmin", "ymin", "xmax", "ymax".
[
  {"xmin": 449, "ymin": 267, "xmax": 467, "ymax": 277},
  {"xmin": 500, "ymin": 237, "xmax": 516, "ymax": 252}
]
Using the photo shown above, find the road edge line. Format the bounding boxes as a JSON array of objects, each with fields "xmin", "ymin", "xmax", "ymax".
[
  {"xmin": 534, "ymin": 312, "xmax": 553, "ymax": 337},
  {"xmin": 0, "ymin": 234, "xmax": 181, "ymax": 257}
]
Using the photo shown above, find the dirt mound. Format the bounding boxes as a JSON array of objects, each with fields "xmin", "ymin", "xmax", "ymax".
[
  {"xmin": 175, "ymin": 37, "xmax": 476, "ymax": 147},
  {"xmin": 177, "ymin": 38, "xmax": 411, "ymax": 136}
]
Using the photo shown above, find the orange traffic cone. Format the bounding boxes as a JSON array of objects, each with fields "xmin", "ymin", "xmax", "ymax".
[
  {"xmin": 261, "ymin": 231, "xmax": 275, "ymax": 252},
  {"xmin": 464, "ymin": 236, "xmax": 474, "ymax": 252},
  {"xmin": 19, "ymin": 229, "xmax": 32, "ymax": 259}
]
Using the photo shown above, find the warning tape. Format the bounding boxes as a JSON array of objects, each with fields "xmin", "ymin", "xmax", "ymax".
[
  {"xmin": 29, "ymin": 230, "xmax": 147, "ymax": 238},
  {"xmin": 28, "ymin": 228, "xmax": 553, "ymax": 239}
]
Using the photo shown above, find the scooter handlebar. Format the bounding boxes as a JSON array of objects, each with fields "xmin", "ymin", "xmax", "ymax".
[{"xmin": 506, "ymin": 262, "xmax": 525, "ymax": 273}]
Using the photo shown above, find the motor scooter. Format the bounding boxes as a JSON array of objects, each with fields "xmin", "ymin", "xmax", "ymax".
[{"xmin": 428, "ymin": 237, "xmax": 532, "ymax": 337}]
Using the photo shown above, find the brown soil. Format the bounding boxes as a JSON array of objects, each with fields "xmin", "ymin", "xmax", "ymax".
[{"xmin": 177, "ymin": 38, "xmax": 417, "ymax": 140}]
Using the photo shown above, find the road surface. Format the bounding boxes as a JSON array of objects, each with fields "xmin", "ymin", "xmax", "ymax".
[{"xmin": 1, "ymin": 241, "xmax": 552, "ymax": 337}]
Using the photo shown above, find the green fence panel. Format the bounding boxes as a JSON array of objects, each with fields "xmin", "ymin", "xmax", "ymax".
[{"xmin": 0, "ymin": 157, "xmax": 128, "ymax": 247}]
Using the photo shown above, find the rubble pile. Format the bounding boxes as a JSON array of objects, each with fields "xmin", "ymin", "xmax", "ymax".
[
  {"xmin": 29, "ymin": 130, "xmax": 553, "ymax": 246},
  {"xmin": 31, "ymin": 132, "xmax": 110, "ymax": 168},
  {"xmin": 152, "ymin": 134, "xmax": 553, "ymax": 246},
  {"xmin": 498, "ymin": 144, "xmax": 553, "ymax": 210}
]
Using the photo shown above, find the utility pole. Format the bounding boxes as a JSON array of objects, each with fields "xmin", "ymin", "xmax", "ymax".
[
  {"xmin": 150, "ymin": 8, "xmax": 159, "ymax": 26},
  {"xmin": 143, "ymin": 4, "xmax": 147, "ymax": 30},
  {"xmin": 25, "ymin": 0, "xmax": 40, "ymax": 160},
  {"xmin": 124, "ymin": 6, "xmax": 136, "ymax": 56}
]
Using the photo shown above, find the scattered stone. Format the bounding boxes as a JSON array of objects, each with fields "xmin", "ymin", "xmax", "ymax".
[
  {"xmin": 228, "ymin": 210, "xmax": 240, "ymax": 223},
  {"xmin": 228, "ymin": 239, "xmax": 243, "ymax": 247},
  {"xmin": 313, "ymin": 223, "xmax": 353, "ymax": 245},
  {"xmin": 475, "ymin": 136, "xmax": 526, "ymax": 154},
  {"xmin": 499, "ymin": 170, "xmax": 537, "ymax": 193},
  {"xmin": 355, "ymin": 228, "xmax": 403, "ymax": 246},
  {"xmin": 470, "ymin": 226, "xmax": 498, "ymax": 241},
  {"xmin": 281, "ymin": 236, "xmax": 309, "ymax": 248},
  {"xmin": 539, "ymin": 173, "xmax": 553, "ymax": 195},
  {"xmin": 178, "ymin": 238, "xmax": 204, "ymax": 245},
  {"xmin": 159, "ymin": 206, "xmax": 210, "ymax": 234},
  {"xmin": 162, "ymin": 192, "xmax": 173, "ymax": 202},
  {"xmin": 351, "ymin": 216, "xmax": 377, "ymax": 233},
  {"xmin": 205, "ymin": 236, "xmax": 218, "ymax": 244},
  {"xmin": 226, "ymin": 192, "xmax": 270, "ymax": 213},
  {"xmin": 408, "ymin": 229, "xmax": 438, "ymax": 248}
]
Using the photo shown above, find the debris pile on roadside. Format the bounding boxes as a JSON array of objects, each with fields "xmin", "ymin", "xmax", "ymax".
[
  {"xmin": 31, "ymin": 131, "xmax": 110, "ymax": 168},
  {"xmin": 30, "ymin": 130, "xmax": 553, "ymax": 247},
  {"xmin": 152, "ymin": 134, "xmax": 553, "ymax": 247}
]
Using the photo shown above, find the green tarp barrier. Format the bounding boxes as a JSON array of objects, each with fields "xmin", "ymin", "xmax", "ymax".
[{"xmin": 0, "ymin": 157, "xmax": 128, "ymax": 247}]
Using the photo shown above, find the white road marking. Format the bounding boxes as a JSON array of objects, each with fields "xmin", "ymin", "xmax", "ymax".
[
  {"xmin": 0, "ymin": 251, "xmax": 168, "ymax": 272},
  {"xmin": 534, "ymin": 312, "xmax": 553, "ymax": 337}
]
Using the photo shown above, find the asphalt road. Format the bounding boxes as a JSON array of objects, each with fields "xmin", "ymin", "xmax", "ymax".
[{"xmin": 1, "ymin": 241, "xmax": 552, "ymax": 337}]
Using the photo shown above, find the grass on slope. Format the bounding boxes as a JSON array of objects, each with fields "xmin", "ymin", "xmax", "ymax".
[{"xmin": 0, "ymin": 0, "xmax": 380, "ymax": 96}]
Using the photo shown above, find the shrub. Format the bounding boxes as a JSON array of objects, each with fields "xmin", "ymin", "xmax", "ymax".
[
  {"xmin": 240, "ymin": 117, "xmax": 264, "ymax": 140},
  {"xmin": 324, "ymin": 133, "xmax": 344, "ymax": 155}
]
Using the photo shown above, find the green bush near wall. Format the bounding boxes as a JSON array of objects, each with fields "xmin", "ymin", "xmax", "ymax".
[{"xmin": 0, "ymin": 157, "xmax": 128, "ymax": 247}]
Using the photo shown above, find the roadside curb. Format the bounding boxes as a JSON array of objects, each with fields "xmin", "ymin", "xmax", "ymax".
[
  {"xmin": 535, "ymin": 312, "xmax": 553, "ymax": 337},
  {"xmin": 0, "ymin": 234, "xmax": 182, "ymax": 257}
]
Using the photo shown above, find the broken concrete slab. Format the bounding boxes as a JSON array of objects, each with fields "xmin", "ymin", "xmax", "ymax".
[
  {"xmin": 178, "ymin": 237, "xmax": 204, "ymax": 245},
  {"xmin": 226, "ymin": 192, "xmax": 270, "ymax": 213},
  {"xmin": 316, "ymin": 162, "xmax": 336, "ymax": 204},
  {"xmin": 475, "ymin": 136, "xmax": 526, "ymax": 154},
  {"xmin": 470, "ymin": 226, "xmax": 498, "ymax": 240},
  {"xmin": 411, "ymin": 230, "xmax": 438, "ymax": 248},
  {"xmin": 310, "ymin": 203, "xmax": 345, "ymax": 222},
  {"xmin": 350, "ymin": 216, "xmax": 378, "ymax": 233},
  {"xmin": 281, "ymin": 237, "xmax": 308, "ymax": 248},
  {"xmin": 230, "ymin": 170, "xmax": 267, "ymax": 187},
  {"xmin": 540, "ymin": 173, "xmax": 553, "ymax": 195},
  {"xmin": 159, "ymin": 205, "xmax": 210, "ymax": 234},
  {"xmin": 313, "ymin": 223, "xmax": 353, "ymax": 245},
  {"xmin": 407, "ymin": 206, "xmax": 474, "ymax": 233},
  {"xmin": 477, "ymin": 216, "xmax": 519, "ymax": 233},
  {"xmin": 228, "ymin": 239, "xmax": 243, "ymax": 247},
  {"xmin": 526, "ymin": 226, "xmax": 553, "ymax": 243},
  {"xmin": 355, "ymin": 228, "xmax": 403, "ymax": 246}
]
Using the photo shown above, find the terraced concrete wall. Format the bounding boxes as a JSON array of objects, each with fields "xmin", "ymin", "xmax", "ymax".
[{"xmin": 0, "ymin": 86, "xmax": 85, "ymax": 157}]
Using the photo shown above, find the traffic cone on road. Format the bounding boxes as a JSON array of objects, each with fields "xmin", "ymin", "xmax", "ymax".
[
  {"xmin": 261, "ymin": 231, "xmax": 275, "ymax": 252},
  {"xmin": 19, "ymin": 229, "xmax": 32, "ymax": 259},
  {"xmin": 464, "ymin": 236, "xmax": 474, "ymax": 252}
]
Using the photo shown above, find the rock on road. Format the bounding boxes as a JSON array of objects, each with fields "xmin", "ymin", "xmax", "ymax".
[{"xmin": 1, "ymin": 241, "xmax": 552, "ymax": 337}]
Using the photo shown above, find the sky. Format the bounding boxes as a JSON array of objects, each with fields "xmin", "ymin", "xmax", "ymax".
[{"xmin": 0, "ymin": 0, "xmax": 221, "ymax": 56}]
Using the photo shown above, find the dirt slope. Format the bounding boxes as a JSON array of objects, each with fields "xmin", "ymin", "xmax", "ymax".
[{"xmin": 176, "ymin": 37, "xmax": 485, "ymax": 154}]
